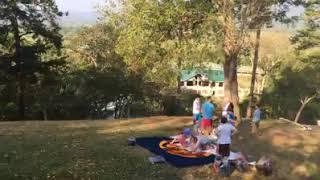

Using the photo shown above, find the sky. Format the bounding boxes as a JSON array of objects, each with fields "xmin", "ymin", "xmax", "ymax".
[{"xmin": 55, "ymin": 0, "xmax": 105, "ymax": 12}]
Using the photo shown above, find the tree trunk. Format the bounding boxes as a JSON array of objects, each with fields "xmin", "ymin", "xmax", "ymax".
[
  {"xmin": 42, "ymin": 108, "xmax": 48, "ymax": 121},
  {"xmin": 246, "ymin": 28, "xmax": 261, "ymax": 118},
  {"xmin": 294, "ymin": 95, "xmax": 317, "ymax": 123},
  {"xmin": 221, "ymin": 0, "xmax": 241, "ymax": 119},
  {"xmin": 177, "ymin": 75, "xmax": 181, "ymax": 93},
  {"xmin": 10, "ymin": 12, "xmax": 25, "ymax": 119},
  {"xmin": 259, "ymin": 75, "xmax": 266, "ymax": 94},
  {"xmin": 224, "ymin": 54, "xmax": 241, "ymax": 119},
  {"xmin": 177, "ymin": 57, "xmax": 182, "ymax": 93},
  {"xmin": 294, "ymin": 103, "xmax": 307, "ymax": 124}
]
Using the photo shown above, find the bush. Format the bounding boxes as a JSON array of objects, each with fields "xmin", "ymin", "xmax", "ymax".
[{"xmin": 162, "ymin": 90, "xmax": 199, "ymax": 116}]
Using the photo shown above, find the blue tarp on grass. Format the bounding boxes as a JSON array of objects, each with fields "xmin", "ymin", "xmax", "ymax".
[{"xmin": 135, "ymin": 137, "xmax": 216, "ymax": 168}]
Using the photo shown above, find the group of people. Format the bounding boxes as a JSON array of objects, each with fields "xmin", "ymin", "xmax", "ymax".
[
  {"xmin": 172, "ymin": 95, "xmax": 262, "ymax": 157},
  {"xmin": 192, "ymin": 95, "xmax": 238, "ymax": 158},
  {"xmin": 169, "ymin": 96, "xmax": 263, "ymax": 175},
  {"xmin": 190, "ymin": 95, "xmax": 261, "ymax": 164}
]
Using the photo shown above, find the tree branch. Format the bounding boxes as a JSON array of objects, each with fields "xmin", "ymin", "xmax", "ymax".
[{"xmin": 19, "ymin": 31, "xmax": 33, "ymax": 39}]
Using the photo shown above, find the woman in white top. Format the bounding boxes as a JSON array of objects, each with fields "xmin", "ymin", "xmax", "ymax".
[{"xmin": 192, "ymin": 95, "xmax": 201, "ymax": 124}]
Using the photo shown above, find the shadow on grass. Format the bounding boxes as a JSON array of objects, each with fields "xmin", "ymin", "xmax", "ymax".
[{"xmin": 231, "ymin": 120, "xmax": 320, "ymax": 180}]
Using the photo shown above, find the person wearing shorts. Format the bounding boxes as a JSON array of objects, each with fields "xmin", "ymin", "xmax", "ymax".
[
  {"xmin": 201, "ymin": 96, "xmax": 215, "ymax": 135},
  {"xmin": 216, "ymin": 117, "xmax": 237, "ymax": 157}
]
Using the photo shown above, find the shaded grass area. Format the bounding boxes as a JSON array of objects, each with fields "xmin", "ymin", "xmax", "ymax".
[{"xmin": 0, "ymin": 117, "xmax": 319, "ymax": 179}]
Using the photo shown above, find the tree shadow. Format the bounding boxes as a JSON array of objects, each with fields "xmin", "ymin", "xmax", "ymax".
[{"xmin": 232, "ymin": 120, "xmax": 320, "ymax": 179}]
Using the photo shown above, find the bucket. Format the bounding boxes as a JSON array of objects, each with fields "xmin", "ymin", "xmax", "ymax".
[{"xmin": 128, "ymin": 137, "xmax": 136, "ymax": 146}]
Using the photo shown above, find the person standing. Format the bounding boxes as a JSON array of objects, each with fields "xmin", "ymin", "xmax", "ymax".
[
  {"xmin": 193, "ymin": 95, "xmax": 201, "ymax": 124},
  {"xmin": 252, "ymin": 104, "xmax": 262, "ymax": 135},
  {"xmin": 222, "ymin": 102, "xmax": 236, "ymax": 125},
  {"xmin": 201, "ymin": 96, "xmax": 215, "ymax": 135},
  {"xmin": 216, "ymin": 117, "xmax": 237, "ymax": 158}
]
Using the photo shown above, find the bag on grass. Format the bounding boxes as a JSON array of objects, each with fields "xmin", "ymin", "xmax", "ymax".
[
  {"xmin": 219, "ymin": 159, "xmax": 231, "ymax": 177},
  {"xmin": 235, "ymin": 161, "xmax": 249, "ymax": 173},
  {"xmin": 148, "ymin": 156, "xmax": 166, "ymax": 164},
  {"xmin": 256, "ymin": 156, "xmax": 272, "ymax": 176}
]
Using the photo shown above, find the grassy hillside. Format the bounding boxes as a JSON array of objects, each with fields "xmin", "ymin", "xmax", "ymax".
[{"xmin": 0, "ymin": 117, "xmax": 318, "ymax": 179}]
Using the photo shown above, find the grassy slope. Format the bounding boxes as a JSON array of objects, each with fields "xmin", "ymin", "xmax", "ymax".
[{"xmin": 0, "ymin": 117, "xmax": 319, "ymax": 180}]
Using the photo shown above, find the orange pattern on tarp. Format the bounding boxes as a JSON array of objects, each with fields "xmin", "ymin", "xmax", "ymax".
[{"xmin": 159, "ymin": 140, "xmax": 211, "ymax": 158}]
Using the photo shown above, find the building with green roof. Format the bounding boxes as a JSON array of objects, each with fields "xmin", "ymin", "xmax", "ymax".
[
  {"xmin": 180, "ymin": 66, "xmax": 264, "ymax": 97},
  {"xmin": 180, "ymin": 69, "xmax": 225, "ymax": 97},
  {"xmin": 181, "ymin": 69, "xmax": 224, "ymax": 82}
]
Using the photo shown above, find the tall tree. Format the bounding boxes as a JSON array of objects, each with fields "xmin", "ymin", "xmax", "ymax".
[
  {"xmin": 216, "ymin": 0, "xmax": 302, "ymax": 119},
  {"xmin": 0, "ymin": 0, "xmax": 63, "ymax": 118},
  {"xmin": 291, "ymin": 0, "xmax": 320, "ymax": 123},
  {"xmin": 245, "ymin": 0, "xmax": 274, "ymax": 118},
  {"xmin": 246, "ymin": 28, "xmax": 261, "ymax": 118},
  {"xmin": 112, "ymin": 0, "xmax": 220, "ymax": 93}
]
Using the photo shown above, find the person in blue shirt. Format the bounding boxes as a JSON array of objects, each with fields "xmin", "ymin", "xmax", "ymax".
[
  {"xmin": 252, "ymin": 104, "xmax": 262, "ymax": 135},
  {"xmin": 201, "ymin": 96, "xmax": 215, "ymax": 135}
]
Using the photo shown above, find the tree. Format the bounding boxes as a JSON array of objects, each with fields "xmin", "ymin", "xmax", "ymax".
[
  {"xmin": 245, "ymin": 0, "xmax": 276, "ymax": 118},
  {"xmin": 291, "ymin": 0, "xmax": 320, "ymax": 123},
  {"xmin": 246, "ymin": 28, "xmax": 261, "ymax": 118},
  {"xmin": 0, "ymin": 0, "xmax": 63, "ymax": 118},
  {"xmin": 64, "ymin": 22, "xmax": 160, "ymax": 119},
  {"xmin": 255, "ymin": 31, "xmax": 293, "ymax": 96},
  {"xmin": 112, "ymin": 0, "xmax": 220, "ymax": 93},
  {"xmin": 291, "ymin": 0, "xmax": 320, "ymax": 63},
  {"xmin": 215, "ymin": 0, "xmax": 303, "ymax": 119}
]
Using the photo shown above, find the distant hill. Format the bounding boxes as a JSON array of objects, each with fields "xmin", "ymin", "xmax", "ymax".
[{"xmin": 58, "ymin": 11, "xmax": 99, "ymax": 26}]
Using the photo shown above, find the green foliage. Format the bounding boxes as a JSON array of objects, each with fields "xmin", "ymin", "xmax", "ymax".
[
  {"xmin": 0, "ymin": 0, "xmax": 63, "ymax": 48},
  {"xmin": 0, "ymin": 0, "xmax": 318, "ymax": 121},
  {"xmin": 291, "ymin": 0, "xmax": 320, "ymax": 63},
  {"xmin": 0, "ymin": 0, "xmax": 65, "ymax": 119},
  {"xmin": 261, "ymin": 63, "xmax": 320, "ymax": 123},
  {"xmin": 252, "ymin": 1, "xmax": 320, "ymax": 122},
  {"xmin": 113, "ymin": 0, "xmax": 221, "ymax": 88}
]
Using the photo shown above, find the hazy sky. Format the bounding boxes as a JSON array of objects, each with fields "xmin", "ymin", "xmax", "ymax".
[{"xmin": 55, "ymin": 0, "xmax": 105, "ymax": 12}]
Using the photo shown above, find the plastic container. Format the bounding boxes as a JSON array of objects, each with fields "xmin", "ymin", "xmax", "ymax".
[{"xmin": 128, "ymin": 137, "xmax": 136, "ymax": 146}]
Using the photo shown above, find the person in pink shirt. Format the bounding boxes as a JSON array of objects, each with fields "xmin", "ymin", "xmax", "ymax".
[{"xmin": 170, "ymin": 128, "xmax": 192, "ymax": 148}]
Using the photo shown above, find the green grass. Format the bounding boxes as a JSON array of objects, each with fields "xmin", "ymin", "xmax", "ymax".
[{"xmin": 0, "ymin": 117, "xmax": 319, "ymax": 180}]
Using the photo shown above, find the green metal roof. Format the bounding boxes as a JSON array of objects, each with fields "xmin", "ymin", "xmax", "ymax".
[{"xmin": 181, "ymin": 69, "xmax": 224, "ymax": 82}]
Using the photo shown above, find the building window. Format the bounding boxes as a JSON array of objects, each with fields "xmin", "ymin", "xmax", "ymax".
[
  {"xmin": 219, "ymin": 82, "xmax": 224, "ymax": 87},
  {"xmin": 211, "ymin": 82, "xmax": 215, "ymax": 87},
  {"xmin": 180, "ymin": 81, "xmax": 185, "ymax": 86},
  {"xmin": 202, "ymin": 81, "xmax": 210, "ymax": 86},
  {"xmin": 187, "ymin": 81, "xmax": 193, "ymax": 86}
]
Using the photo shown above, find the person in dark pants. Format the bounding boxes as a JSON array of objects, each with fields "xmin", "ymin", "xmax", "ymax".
[{"xmin": 216, "ymin": 117, "xmax": 237, "ymax": 157}]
